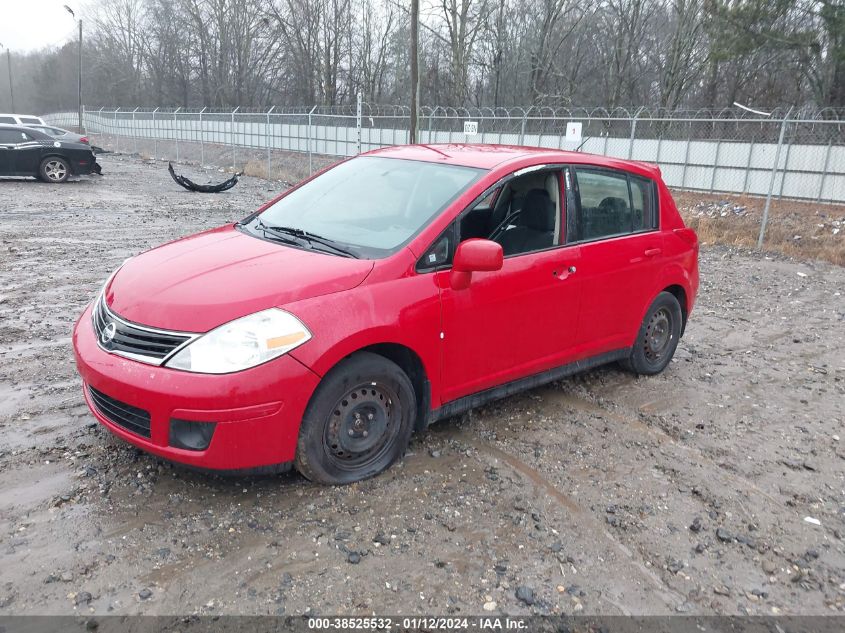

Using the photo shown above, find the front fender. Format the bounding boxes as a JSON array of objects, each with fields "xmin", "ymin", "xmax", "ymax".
[{"xmin": 286, "ymin": 272, "xmax": 443, "ymax": 406}]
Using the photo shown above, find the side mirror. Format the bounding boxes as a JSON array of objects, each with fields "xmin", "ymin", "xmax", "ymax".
[{"xmin": 450, "ymin": 239, "xmax": 503, "ymax": 290}]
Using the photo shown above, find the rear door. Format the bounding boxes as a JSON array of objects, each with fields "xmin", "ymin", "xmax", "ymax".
[{"xmin": 567, "ymin": 166, "xmax": 663, "ymax": 353}]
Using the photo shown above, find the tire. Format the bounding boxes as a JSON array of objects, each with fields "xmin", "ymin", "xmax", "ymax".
[
  {"xmin": 295, "ymin": 352, "xmax": 416, "ymax": 484},
  {"xmin": 39, "ymin": 157, "xmax": 71, "ymax": 183},
  {"xmin": 621, "ymin": 291, "xmax": 683, "ymax": 375}
]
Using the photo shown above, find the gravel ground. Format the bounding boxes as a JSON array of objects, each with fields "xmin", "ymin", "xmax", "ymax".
[{"xmin": 0, "ymin": 156, "xmax": 844, "ymax": 617}]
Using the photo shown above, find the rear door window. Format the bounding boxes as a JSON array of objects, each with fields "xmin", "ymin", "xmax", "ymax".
[
  {"xmin": 0, "ymin": 117, "xmax": 16, "ymax": 124},
  {"xmin": 568, "ymin": 168, "xmax": 658, "ymax": 242},
  {"xmin": 575, "ymin": 170, "xmax": 632, "ymax": 241}
]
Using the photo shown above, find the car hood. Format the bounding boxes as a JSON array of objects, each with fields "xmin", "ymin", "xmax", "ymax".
[{"xmin": 104, "ymin": 225, "xmax": 375, "ymax": 332}]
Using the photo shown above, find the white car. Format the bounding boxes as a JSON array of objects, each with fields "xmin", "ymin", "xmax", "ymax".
[{"xmin": 0, "ymin": 113, "xmax": 46, "ymax": 126}]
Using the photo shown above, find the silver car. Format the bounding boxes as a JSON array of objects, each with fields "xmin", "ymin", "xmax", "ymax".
[{"xmin": 25, "ymin": 124, "xmax": 89, "ymax": 146}]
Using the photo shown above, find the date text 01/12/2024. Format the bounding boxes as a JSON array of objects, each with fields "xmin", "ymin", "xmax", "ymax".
[{"xmin": 307, "ymin": 616, "xmax": 529, "ymax": 630}]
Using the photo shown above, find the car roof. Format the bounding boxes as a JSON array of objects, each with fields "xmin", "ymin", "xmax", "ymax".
[{"xmin": 363, "ymin": 143, "xmax": 661, "ymax": 178}]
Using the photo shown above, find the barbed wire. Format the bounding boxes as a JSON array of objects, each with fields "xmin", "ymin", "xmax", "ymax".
[{"xmin": 63, "ymin": 104, "xmax": 845, "ymax": 122}]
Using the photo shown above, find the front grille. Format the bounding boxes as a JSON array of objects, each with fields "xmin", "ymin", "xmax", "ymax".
[
  {"xmin": 93, "ymin": 297, "xmax": 194, "ymax": 364},
  {"xmin": 88, "ymin": 386, "xmax": 152, "ymax": 438}
]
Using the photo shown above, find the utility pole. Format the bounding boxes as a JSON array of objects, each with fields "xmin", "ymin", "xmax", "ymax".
[
  {"xmin": 77, "ymin": 20, "xmax": 83, "ymax": 132},
  {"xmin": 65, "ymin": 6, "xmax": 84, "ymax": 132},
  {"xmin": 409, "ymin": 0, "xmax": 419, "ymax": 144},
  {"xmin": 5, "ymin": 49, "xmax": 13, "ymax": 112}
]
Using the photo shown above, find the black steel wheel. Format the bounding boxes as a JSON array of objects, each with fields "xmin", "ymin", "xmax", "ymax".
[
  {"xmin": 295, "ymin": 352, "xmax": 416, "ymax": 484},
  {"xmin": 643, "ymin": 306, "xmax": 672, "ymax": 364},
  {"xmin": 621, "ymin": 292, "xmax": 683, "ymax": 375}
]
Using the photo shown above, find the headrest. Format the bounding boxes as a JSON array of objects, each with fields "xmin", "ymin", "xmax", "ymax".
[
  {"xmin": 521, "ymin": 189, "xmax": 555, "ymax": 232},
  {"xmin": 599, "ymin": 197, "xmax": 628, "ymax": 213}
]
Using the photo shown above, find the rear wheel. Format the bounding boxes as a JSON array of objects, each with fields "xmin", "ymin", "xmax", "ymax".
[
  {"xmin": 295, "ymin": 352, "xmax": 416, "ymax": 484},
  {"xmin": 621, "ymin": 292, "xmax": 683, "ymax": 375},
  {"xmin": 39, "ymin": 157, "xmax": 70, "ymax": 183}
]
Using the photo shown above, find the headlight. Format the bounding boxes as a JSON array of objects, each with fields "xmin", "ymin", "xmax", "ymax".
[{"xmin": 165, "ymin": 308, "xmax": 311, "ymax": 374}]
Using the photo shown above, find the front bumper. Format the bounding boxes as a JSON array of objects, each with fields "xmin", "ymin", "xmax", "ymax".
[{"xmin": 72, "ymin": 303, "xmax": 321, "ymax": 470}]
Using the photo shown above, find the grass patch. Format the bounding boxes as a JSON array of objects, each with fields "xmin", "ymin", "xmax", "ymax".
[{"xmin": 673, "ymin": 191, "xmax": 844, "ymax": 266}]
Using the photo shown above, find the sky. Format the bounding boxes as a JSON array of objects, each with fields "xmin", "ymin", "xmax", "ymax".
[{"xmin": 0, "ymin": 0, "xmax": 93, "ymax": 53}]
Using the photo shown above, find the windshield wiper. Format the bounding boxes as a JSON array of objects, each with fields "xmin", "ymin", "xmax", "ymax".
[
  {"xmin": 251, "ymin": 219, "xmax": 305, "ymax": 247},
  {"xmin": 259, "ymin": 224, "xmax": 359, "ymax": 258}
]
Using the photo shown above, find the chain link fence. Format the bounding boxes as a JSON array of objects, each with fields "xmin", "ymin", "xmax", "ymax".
[{"xmin": 44, "ymin": 104, "xmax": 845, "ymax": 205}]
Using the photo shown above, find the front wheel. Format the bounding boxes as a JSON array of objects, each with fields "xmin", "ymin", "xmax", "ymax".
[
  {"xmin": 39, "ymin": 157, "xmax": 70, "ymax": 183},
  {"xmin": 621, "ymin": 292, "xmax": 683, "ymax": 375},
  {"xmin": 295, "ymin": 352, "xmax": 416, "ymax": 485}
]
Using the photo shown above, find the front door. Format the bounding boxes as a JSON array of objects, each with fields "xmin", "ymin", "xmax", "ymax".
[
  {"xmin": 434, "ymin": 167, "xmax": 588, "ymax": 405},
  {"xmin": 436, "ymin": 245, "xmax": 582, "ymax": 404}
]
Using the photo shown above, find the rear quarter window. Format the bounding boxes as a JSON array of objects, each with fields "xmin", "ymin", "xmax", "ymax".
[
  {"xmin": 629, "ymin": 176, "xmax": 657, "ymax": 231},
  {"xmin": 20, "ymin": 117, "xmax": 42, "ymax": 124}
]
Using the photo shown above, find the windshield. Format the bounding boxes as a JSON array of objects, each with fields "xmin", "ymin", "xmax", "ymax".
[{"xmin": 245, "ymin": 156, "xmax": 483, "ymax": 258}]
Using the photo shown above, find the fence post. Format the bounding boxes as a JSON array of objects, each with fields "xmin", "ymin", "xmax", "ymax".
[
  {"xmin": 757, "ymin": 107, "xmax": 793, "ymax": 249},
  {"xmin": 199, "ymin": 107, "xmax": 206, "ymax": 166},
  {"xmin": 356, "ymin": 93, "xmax": 363, "ymax": 155},
  {"xmin": 519, "ymin": 107, "xmax": 531, "ymax": 145},
  {"xmin": 174, "ymin": 107, "xmax": 181, "ymax": 163},
  {"xmin": 428, "ymin": 108, "xmax": 435, "ymax": 144},
  {"xmin": 132, "ymin": 107, "xmax": 139, "ymax": 155},
  {"xmin": 266, "ymin": 106, "xmax": 275, "ymax": 179},
  {"xmin": 152, "ymin": 108, "xmax": 158, "ymax": 160},
  {"xmin": 680, "ymin": 125, "xmax": 692, "ymax": 189},
  {"xmin": 709, "ymin": 138, "xmax": 722, "ymax": 193},
  {"xmin": 777, "ymin": 132, "xmax": 794, "ymax": 198},
  {"xmin": 114, "ymin": 108, "xmax": 120, "ymax": 153},
  {"xmin": 742, "ymin": 140, "xmax": 754, "ymax": 194},
  {"xmin": 231, "ymin": 107, "xmax": 239, "ymax": 170},
  {"xmin": 308, "ymin": 105, "xmax": 317, "ymax": 175},
  {"xmin": 628, "ymin": 107, "xmax": 644, "ymax": 159}
]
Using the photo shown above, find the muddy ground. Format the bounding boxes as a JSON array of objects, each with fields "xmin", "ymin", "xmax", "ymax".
[{"xmin": 0, "ymin": 156, "xmax": 844, "ymax": 617}]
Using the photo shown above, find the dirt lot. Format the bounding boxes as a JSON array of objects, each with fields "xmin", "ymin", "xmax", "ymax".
[{"xmin": 0, "ymin": 156, "xmax": 844, "ymax": 618}]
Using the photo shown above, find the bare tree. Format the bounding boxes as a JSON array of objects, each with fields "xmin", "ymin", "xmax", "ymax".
[{"xmin": 4, "ymin": 0, "xmax": 837, "ymax": 113}]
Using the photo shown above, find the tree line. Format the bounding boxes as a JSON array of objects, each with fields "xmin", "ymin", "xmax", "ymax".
[{"xmin": 2, "ymin": 0, "xmax": 842, "ymax": 115}]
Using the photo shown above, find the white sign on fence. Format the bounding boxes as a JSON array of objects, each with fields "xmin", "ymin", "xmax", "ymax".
[
  {"xmin": 463, "ymin": 121, "xmax": 479, "ymax": 135},
  {"xmin": 566, "ymin": 122, "xmax": 582, "ymax": 142}
]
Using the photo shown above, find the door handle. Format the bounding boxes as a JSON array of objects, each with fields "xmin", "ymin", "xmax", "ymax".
[
  {"xmin": 553, "ymin": 265, "xmax": 576, "ymax": 280},
  {"xmin": 644, "ymin": 248, "xmax": 662, "ymax": 257}
]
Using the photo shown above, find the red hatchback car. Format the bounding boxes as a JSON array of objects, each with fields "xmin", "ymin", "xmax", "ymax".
[{"xmin": 73, "ymin": 144, "xmax": 698, "ymax": 484}]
